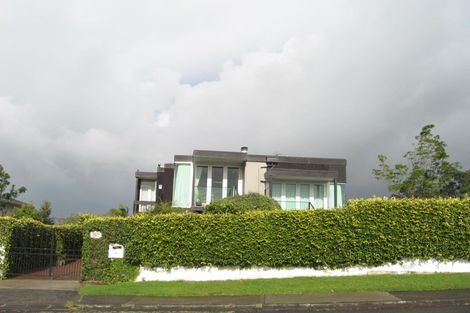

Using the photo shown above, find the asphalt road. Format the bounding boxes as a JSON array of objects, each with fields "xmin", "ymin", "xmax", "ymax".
[
  {"xmin": 1, "ymin": 288, "xmax": 469, "ymax": 313},
  {"xmin": 2, "ymin": 306, "xmax": 470, "ymax": 313}
]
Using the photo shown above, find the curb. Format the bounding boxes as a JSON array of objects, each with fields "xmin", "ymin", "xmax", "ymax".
[{"xmin": 77, "ymin": 297, "xmax": 470, "ymax": 311}]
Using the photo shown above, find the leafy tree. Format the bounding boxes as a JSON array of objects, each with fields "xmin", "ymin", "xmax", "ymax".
[
  {"xmin": 0, "ymin": 164, "xmax": 27, "ymax": 215},
  {"xmin": 373, "ymin": 124, "xmax": 462, "ymax": 198},
  {"xmin": 106, "ymin": 204, "xmax": 128, "ymax": 217},
  {"xmin": 441, "ymin": 169, "xmax": 470, "ymax": 198},
  {"xmin": 9, "ymin": 200, "xmax": 54, "ymax": 224}
]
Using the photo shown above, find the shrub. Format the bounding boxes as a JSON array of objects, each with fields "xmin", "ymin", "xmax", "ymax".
[
  {"xmin": 145, "ymin": 202, "xmax": 187, "ymax": 215},
  {"xmin": 204, "ymin": 193, "xmax": 282, "ymax": 214}
]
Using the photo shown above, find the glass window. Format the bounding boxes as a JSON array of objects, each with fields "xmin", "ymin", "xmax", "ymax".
[
  {"xmin": 328, "ymin": 183, "xmax": 345, "ymax": 208},
  {"xmin": 140, "ymin": 181, "xmax": 156, "ymax": 201},
  {"xmin": 194, "ymin": 166, "xmax": 208, "ymax": 206},
  {"xmin": 286, "ymin": 184, "xmax": 296, "ymax": 210},
  {"xmin": 300, "ymin": 184, "xmax": 310, "ymax": 209},
  {"xmin": 272, "ymin": 183, "xmax": 282, "ymax": 208},
  {"xmin": 211, "ymin": 167, "xmax": 223, "ymax": 201},
  {"xmin": 314, "ymin": 184, "xmax": 324, "ymax": 209},
  {"xmin": 172, "ymin": 164, "xmax": 191, "ymax": 208},
  {"xmin": 227, "ymin": 167, "xmax": 239, "ymax": 197}
]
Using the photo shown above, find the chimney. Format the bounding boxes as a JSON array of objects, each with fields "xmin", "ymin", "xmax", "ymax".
[{"xmin": 241, "ymin": 146, "xmax": 248, "ymax": 153}]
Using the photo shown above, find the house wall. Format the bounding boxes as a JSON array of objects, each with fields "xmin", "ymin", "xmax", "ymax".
[{"xmin": 244, "ymin": 161, "xmax": 267, "ymax": 195}]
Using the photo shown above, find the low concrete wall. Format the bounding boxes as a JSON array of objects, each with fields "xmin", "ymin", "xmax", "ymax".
[{"xmin": 136, "ymin": 259, "xmax": 470, "ymax": 282}]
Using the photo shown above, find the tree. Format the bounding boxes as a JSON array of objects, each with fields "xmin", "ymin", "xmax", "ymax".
[
  {"xmin": 105, "ymin": 204, "xmax": 128, "ymax": 217},
  {"xmin": 373, "ymin": 124, "xmax": 463, "ymax": 198},
  {"xmin": 9, "ymin": 200, "xmax": 54, "ymax": 224},
  {"xmin": 0, "ymin": 164, "xmax": 27, "ymax": 215}
]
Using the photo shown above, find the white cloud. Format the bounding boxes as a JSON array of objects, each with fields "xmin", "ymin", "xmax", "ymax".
[{"xmin": 0, "ymin": 0, "xmax": 469, "ymax": 215}]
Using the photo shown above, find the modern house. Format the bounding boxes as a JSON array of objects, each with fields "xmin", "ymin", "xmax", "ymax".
[{"xmin": 134, "ymin": 147, "xmax": 346, "ymax": 213}]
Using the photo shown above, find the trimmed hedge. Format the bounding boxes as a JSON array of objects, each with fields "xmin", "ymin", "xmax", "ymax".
[
  {"xmin": 0, "ymin": 217, "xmax": 83, "ymax": 279},
  {"xmin": 81, "ymin": 198, "xmax": 470, "ymax": 282},
  {"xmin": 204, "ymin": 193, "xmax": 282, "ymax": 214}
]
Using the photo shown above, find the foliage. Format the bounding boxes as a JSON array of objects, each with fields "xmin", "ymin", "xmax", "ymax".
[
  {"xmin": 104, "ymin": 259, "xmax": 139, "ymax": 284},
  {"xmin": 0, "ymin": 164, "xmax": 26, "ymax": 215},
  {"xmin": 106, "ymin": 204, "xmax": 128, "ymax": 217},
  {"xmin": 9, "ymin": 201, "xmax": 54, "ymax": 224},
  {"xmin": 204, "ymin": 193, "xmax": 282, "ymax": 214},
  {"xmin": 145, "ymin": 202, "xmax": 186, "ymax": 215},
  {"xmin": 373, "ymin": 124, "xmax": 463, "ymax": 198},
  {"xmin": 59, "ymin": 213, "xmax": 98, "ymax": 225},
  {"xmin": 81, "ymin": 198, "xmax": 470, "ymax": 282},
  {"xmin": 441, "ymin": 169, "xmax": 470, "ymax": 198},
  {"xmin": 0, "ymin": 217, "xmax": 83, "ymax": 279}
]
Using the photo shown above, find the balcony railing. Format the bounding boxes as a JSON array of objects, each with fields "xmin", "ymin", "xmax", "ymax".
[{"xmin": 134, "ymin": 200, "xmax": 157, "ymax": 213}]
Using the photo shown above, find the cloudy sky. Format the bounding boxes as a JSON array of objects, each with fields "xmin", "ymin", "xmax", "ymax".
[{"xmin": 1, "ymin": 0, "xmax": 469, "ymax": 217}]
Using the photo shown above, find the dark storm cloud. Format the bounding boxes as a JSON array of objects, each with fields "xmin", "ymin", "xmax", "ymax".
[{"xmin": 0, "ymin": 0, "xmax": 469, "ymax": 216}]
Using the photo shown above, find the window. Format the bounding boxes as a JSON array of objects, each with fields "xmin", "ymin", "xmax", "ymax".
[
  {"xmin": 314, "ymin": 184, "xmax": 324, "ymax": 209},
  {"xmin": 328, "ymin": 183, "xmax": 346, "ymax": 208},
  {"xmin": 172, "ymin": 163, "xmax": 191, "ymax": 208},
  {"xmin": 193, "ymin": 165, "xmax": 240, "ymax": 206},
  {"xmin": 286, "ymin": 184, "xmax": 296, "ymax": 210},
  {"xmin": 194, "ymin": 166, "xmax": 208, "ymax": 206},
  {"xmin": 227, "ymin": 167, "xmax": 239, "ymax": 197},
  {"xmin": 300, "ymin": 184, "xmax": 310, "ymax": 209},
  {"xmin": 211, "ymin": 167, "xmax": 224, "ymax": 201},
  {"xmin": 271, "ymin": 182, "xmax": 327, "ymax": 210}
]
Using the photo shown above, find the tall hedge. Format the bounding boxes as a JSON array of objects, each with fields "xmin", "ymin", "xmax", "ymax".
[{"xmin": 81, "ymin": 198, "xmax": 470, "ymax": 282}]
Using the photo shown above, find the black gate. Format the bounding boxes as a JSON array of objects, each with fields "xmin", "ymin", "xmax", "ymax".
[{"xmin": 7, "ymin": 228, "xmax": 82, "ymax": 280}]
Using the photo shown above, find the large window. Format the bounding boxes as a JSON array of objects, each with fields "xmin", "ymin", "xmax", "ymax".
[
  {"xmin": 328, "ymin": 183, "xmax": 346, "ymax": 208},
  {"xmin": 194, "ymin": 166, "xmax": 208, "ymax": 206},
  {"xmin": 193, "ymin": 165, "xmax": 241, "ymax": 206},
  {"xmin": 270, "ymin": 182, "xmax": 328, "ymax": 209}
]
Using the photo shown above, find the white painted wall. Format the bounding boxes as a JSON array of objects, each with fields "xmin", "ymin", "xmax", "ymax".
[{"xmin": 136, "ymin": 259, "xmax": 470, "ymax": 282}]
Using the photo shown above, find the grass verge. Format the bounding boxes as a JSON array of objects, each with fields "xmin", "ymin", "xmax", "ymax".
[{"xmin": 80, "ymin": 273, "xmax": 470, "ymax": 297}]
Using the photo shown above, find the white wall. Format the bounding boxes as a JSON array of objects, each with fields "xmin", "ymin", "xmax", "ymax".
[{"xmin": 136, "ymin": 259, "xmax": 470, "ymax": 282}]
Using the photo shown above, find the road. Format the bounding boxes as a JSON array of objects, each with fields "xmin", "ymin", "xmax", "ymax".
[
  {"xmin": 2, "ymin": 306, "xmax": 470, "ymax": 313},
  {"xmin": 1, "ymin": 288, "xmax": 469, "ymax": 313}
]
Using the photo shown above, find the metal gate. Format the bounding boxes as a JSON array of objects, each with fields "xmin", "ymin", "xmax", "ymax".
[{"xmin": 7, "ymin": 229, "xmax": 82, "ymax": 280}]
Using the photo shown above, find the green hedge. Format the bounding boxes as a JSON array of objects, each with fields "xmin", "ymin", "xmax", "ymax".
[
  {"xmin": 204, "ymin": 193, "xmax": 282, "ymax": 214},
  {"xmin": 81, "ymin": 198, "xmax": 470, "ymax": 282},
  {"xmin": 0, "ymin": 217, "xmax": 83, "ymax": 279}
]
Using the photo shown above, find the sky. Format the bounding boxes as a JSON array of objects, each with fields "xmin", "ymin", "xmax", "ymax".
[{"xmin": 1, "ymin": 0, "xmax": 469, "ymax": 217}]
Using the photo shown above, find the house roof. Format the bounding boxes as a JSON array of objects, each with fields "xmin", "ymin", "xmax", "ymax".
[{"xmin": 0, "ymin": 197, "xmax": 25, "ymax": 207}]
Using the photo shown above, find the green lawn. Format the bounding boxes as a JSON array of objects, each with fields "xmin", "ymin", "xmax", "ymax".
[{"xmin": 80, "ymin": 273, "xmax": 470, "ymax": 297}]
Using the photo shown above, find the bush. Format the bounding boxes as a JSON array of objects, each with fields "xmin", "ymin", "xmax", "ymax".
[
  {"xmin": 81, "ymin": 198, "xmax": 470, "ymax": 282},
  {"xmin": 145, "ymin": 202, "xmax": 187, "ymax": 215},
  {"xmin": 204, "ymin": 193, "xmax": 282, "ymax": 214}
]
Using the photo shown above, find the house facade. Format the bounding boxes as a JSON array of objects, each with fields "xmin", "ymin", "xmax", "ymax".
[{"xmin": 134, "ymin": 147, "xmax": 346, "ymax": 213}]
